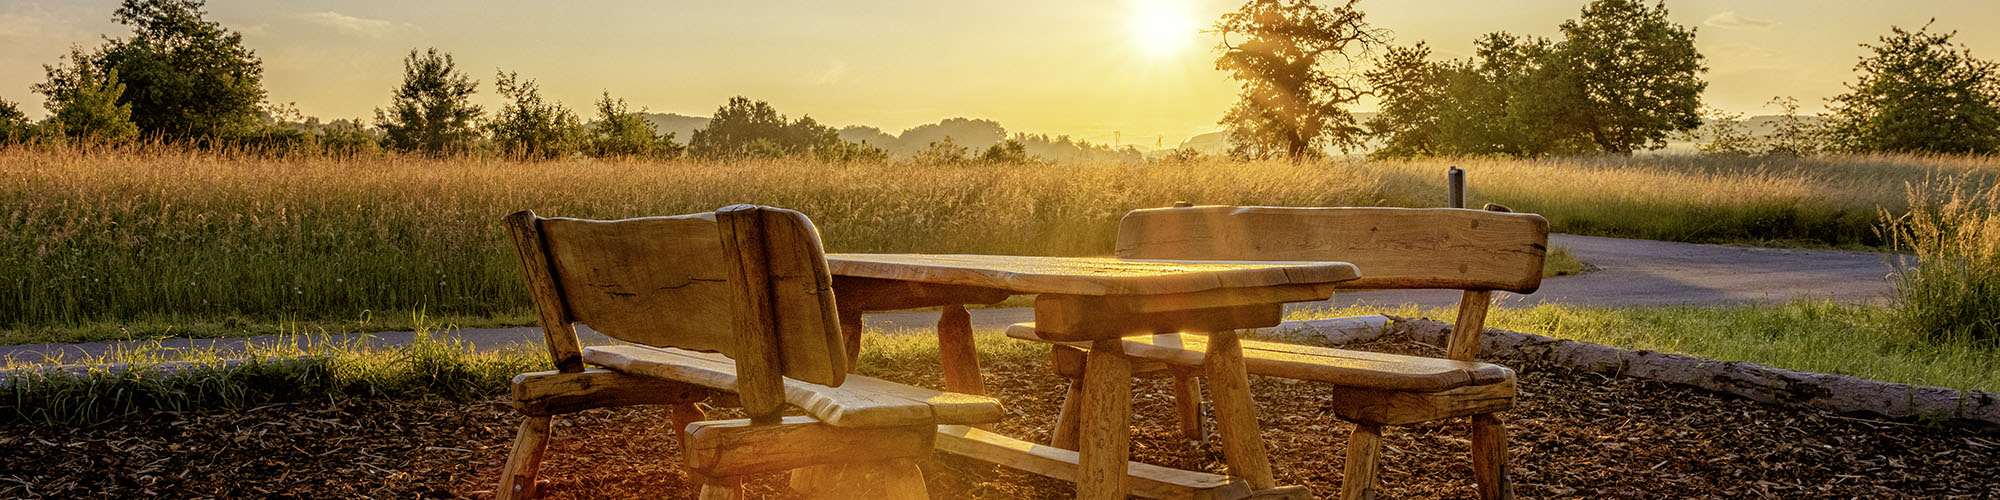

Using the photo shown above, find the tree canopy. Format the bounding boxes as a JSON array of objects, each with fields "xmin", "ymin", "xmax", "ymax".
[
  {"xmin": 1365, "ymin": 0, "xmax": 1704, "ymax": 158},
  {"xmin": 587, "ymin": 92, "xmax": 682, "ymax": 159},
  {"xmin": 1212, "ymin": 0, "xmax": 1384, "ymax": 160},
  {"xmin": 1825, "ymin": 24, "xmax": 2000, "ymax": 155},
  {"xmin": 45, "ymin": 67, "xmax": 140, "ymax": 141},
  {"xmin": 375, "ymin": 48, "xmax": 483, "ymax": 156},
  {"xmin": 33, "ymin": 0, "xmax": 265, "ymax": 141},
  {"xmin": 487, "ymin": 71, "xmax": 582, "ymax": 159},
  {"xmin": 687, "ymin": 97, "xmax": 880, "ymax": 161}
]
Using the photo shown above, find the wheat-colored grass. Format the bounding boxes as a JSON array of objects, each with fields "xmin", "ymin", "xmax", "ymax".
[{"xmin": 5, "ymin": 146, "xmax": 1993, "ymax": 334}]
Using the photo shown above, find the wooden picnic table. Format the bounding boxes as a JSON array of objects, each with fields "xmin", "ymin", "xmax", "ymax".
[{"xmin": 826, "ymin": 253, "xmax": 1361, "ymax": 500}]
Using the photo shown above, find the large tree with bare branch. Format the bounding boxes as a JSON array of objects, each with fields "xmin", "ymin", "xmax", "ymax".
[{"xmin": 1212, "ymin": 0, "xmax": 1384, "ymax": 160}]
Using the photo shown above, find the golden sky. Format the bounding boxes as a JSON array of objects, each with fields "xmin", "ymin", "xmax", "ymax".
[{"xmin": 5, "ymin": 0, "xmax": 2000, "ymax": 147}]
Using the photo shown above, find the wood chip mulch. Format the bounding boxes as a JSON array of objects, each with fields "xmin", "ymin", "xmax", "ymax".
[{"xmin": 3, "ymin": 332, "xmax": 1996, "ymax": 499}]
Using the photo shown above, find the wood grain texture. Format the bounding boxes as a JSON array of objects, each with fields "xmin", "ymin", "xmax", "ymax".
[
  {"xmin": 1322, "ymin": 378, "xmax": 1518, "ymax": 426},
  {"xmin": 495, "ymin": 415, "xmax": 552, "ymax": 500},
  {"xmin": 752, "ymin": 207, "xmax": 849, "ymax": 388},
  {"xmin": 1170, "ymin": 368, "xmax": 1207, "ymax": 443},
  {"xmin": 509, "ymin": 368, "xmax": 708, "ymax": 416},
  {"xmin": 683, "ymin": 416, "xmax": 934, "ymax": 476},
  {"xmin": 935, "ymin": 425, "xmax": 1256, "ymax": 500},
  {"xmin": 936, "ymin": 304, "xmax": 987, "ymax": 396},
  {"xmin": 1033, "ymin": 296, "xmax": 1282, "ymax": 341},
  {"xmin": 1115, "ymin": 206, "xmax": 1548, "ymax": 294},
  {"xmin": 1470, "ymin": 414, "xmax": 1516, "ymax": 500},
  {"xmin": 1007, "ymin": 326, "xmax": 1516, "ymax": 393},
  {"xmin": 1203, "ymin": 330, "xmax": 1275, "ymax": 490},
  {"xmin": 503, "ymin": 210, "xmax": 585, "ymax": 373},
  {"xmin": 832, "ymin": 276, "xmax": 1014, "ymax": 311},
  {"xmin": 1340, "ymin": 423, "xmax": 1383, "ymax": 500},
  {"xmin": 787, "ymin": 458, "xmax": 929, "ymax": 500},
  {"xmin": 1078, "ymin": 339, "xmax": 1135, "ymax": 500},
  {"xmin": 1448, "ymin": 290, "xmax": 1494, "ymax": 362},
  {"xmin": 827, "ymin": 253, "xmax": 1358, "ymax": 297},
  {"xmin": 1050, "ymin": 381, "xmax": 1084, "ymax": 450},
  {"xmin": 582, "ymin": 345, "xmax": 1004, "ymax": 427},
  {"xmin": 717, "ymin": 204, "xmax": 789, "ymax": 421}
]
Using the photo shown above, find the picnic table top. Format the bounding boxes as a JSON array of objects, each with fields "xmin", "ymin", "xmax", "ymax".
[{"xmin": 825, "ymin": 253, "xmax": 1360, "ymax": 297}]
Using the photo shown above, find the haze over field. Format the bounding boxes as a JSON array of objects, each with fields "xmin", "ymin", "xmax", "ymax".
[{"xmin": 4, "ymin": 0, "xmax": 1998, "ymax": 148}]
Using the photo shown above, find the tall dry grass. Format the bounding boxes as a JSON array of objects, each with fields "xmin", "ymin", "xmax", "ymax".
[
  {"xmin": 4, "ymin": 146, "xmax": 1992, "ymax": 330},
  {"xmin": 1883, "ymin": 177, "xmax": 2000, "ymax": 346}
]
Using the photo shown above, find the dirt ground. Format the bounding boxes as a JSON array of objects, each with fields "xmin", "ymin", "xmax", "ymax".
[{"xmin": 3, "ymin": 333, "xmax": 1996, "ymax": 499}]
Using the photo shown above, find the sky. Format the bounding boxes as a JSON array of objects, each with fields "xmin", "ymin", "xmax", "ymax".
[{"xmin": 5, "ymin": 0, "xmax": 2000, "ymax": 147}]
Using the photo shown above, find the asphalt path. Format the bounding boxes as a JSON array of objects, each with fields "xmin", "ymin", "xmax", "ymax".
[{"xmin": 1, "ymin": 234, "xmax": 1904, "ymax": 365}]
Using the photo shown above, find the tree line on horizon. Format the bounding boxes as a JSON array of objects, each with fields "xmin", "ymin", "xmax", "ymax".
[{"xmin": 5, "ymin": 0, "xmax": 2000, "ymax": 161}]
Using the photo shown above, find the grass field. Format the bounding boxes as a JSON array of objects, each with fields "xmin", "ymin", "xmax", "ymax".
[{"xmin": 3, "ymin": 146, "xmax": 1993, "ymax": 334}]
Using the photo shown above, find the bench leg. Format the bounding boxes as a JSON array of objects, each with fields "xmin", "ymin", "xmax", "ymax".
[
  {"xmin": 1205, "ymin": 330, "xmax": 1276, "ymax": 490},
  {"xmin": 1470, "ymin": 414, "xmax": 1515, "ymax": 500},
  {"xmin": 1077, "ymin": 338, "xmax": 1133, "ymax": 500},
  {"xmin": 793, "ymin": 457, "xmax": 928, "ymax": 500},
  {"xmin": 839, "ymin": 307, "xmax": 865, "ymax": 373},
  {"xmin": 1169, "ymin": 368, "xmax": 1208, "ymax": 444},
  {"xmin": 1340, "ymin": 423, "xmax": 1383, "ymax": 500},
  {"xmin": 1050, "ymin": 380, "xmax": 1084, "ymax": 450},
  {"xmin": 937, "ymin": 304, "xmax": 988, "ymax": 396},
  {"xmin": 698, "ymin": 476, "xmax": 742, "ymax": 500},
  {"xmin": 496, "ymin": 415, "xmax": 553, "ymax": 500},
  {"xmin": 672, "ymin": 402, "xmax": 708, "ymax": 482}
]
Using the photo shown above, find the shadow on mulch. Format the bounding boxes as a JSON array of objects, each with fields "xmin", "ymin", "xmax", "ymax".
[{"xmin": 3, "ymin": 333, "xmax": 1996, "ymax": 499}]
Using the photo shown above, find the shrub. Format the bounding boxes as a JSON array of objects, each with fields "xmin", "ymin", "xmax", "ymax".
[{"xmin": 1883, "ymin": 177, "xmax": 2000, "ymax": 346}]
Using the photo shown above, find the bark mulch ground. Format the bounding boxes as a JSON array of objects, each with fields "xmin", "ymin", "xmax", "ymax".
[{"xmin": 3, "ymin": 332, "xmax": 1996, "ymax": 499}]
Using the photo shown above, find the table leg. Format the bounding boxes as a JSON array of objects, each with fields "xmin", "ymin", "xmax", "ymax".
[
  {"xmin": 936, "ymin": 304, "xmax": 986, "ymax": 395},
  {"xmin": 839, "ymin": 307, "xmax": 864, "ymax": 373},
  {"xmin": 1204, "ymin": 329, "xmax": 1276, "ymax": 490},
  {"xmin": 1077, "ymin": 338, "xmax": 1132, "ymax": 500}
]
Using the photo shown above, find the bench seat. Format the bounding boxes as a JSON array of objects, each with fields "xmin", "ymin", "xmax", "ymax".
[
  {"xmin": 583, "ymin": 344, "xmax": 1004, "ymax": 428},
  {"xmin": 1006, "ymin": 323, "xmax": 1517, "ymax": 425}
]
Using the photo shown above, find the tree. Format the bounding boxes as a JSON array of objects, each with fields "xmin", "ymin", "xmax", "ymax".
[
  {"xmin": 33, "ymin": 0, "xmax": 265, "ymax": 141},
  {"xmin": 1762, "ymin": 96, "xmax": 1825, "ymax": 156},
  {"xmin": 0, "ymin": 97, "xmax": 28, "ymax": 141},
  {"xmin": 1825, "ymin": 24, "xmax": 2000, "ymax": 155},
  {"xmin": 1213, "ymin": 0, "xmax": 1385, "ymax": 160},
  {"xmin": 913, "ymin": 137, "xmax": 971, "ymax": 165},
  {"xmin": 977, "ymin": 138, "xmax": 1031, "ymax": 164},
  {"xmin": 587, "ymin": 92, "xmax": 663, "ymax": 158},
  {"xmin": 375, "ymin": 48, "xmax": 483, "ymax": 156},
  {"xmin": 45, "ymin": 67, "xmax": 140, "ymax": 141},
  {"xmin": 1364, "ymin": 0, "xmax": 1703, "ymax": 157},
  {"xmin": 1688, "ymin": 108, "xmax": 1757, "ymax": 155},
  {"xmin": 1551, "ymin": 0, "xmax": 1706, "ymax": 154},
  {"xmin": 686, "ymin": 97, "xmax": 859, "ymax": 160},
  {"xmin": 487, "ymin": 71, "xmax": 582, "ymax": 159}
]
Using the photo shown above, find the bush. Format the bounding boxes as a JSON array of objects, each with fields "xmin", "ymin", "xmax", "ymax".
[{"xmin": 1883, "ymin": 177, "xmax": 2000, "ymax": 346}]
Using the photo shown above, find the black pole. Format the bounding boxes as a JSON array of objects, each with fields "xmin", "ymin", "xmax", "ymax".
[{"xmin": 1448, "ymin": 166, "xmax": 1465, "ymax": 208}]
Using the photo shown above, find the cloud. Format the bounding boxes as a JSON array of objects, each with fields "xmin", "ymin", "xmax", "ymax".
[
  {"xmin": 304, "ymin": 11, "xmax": 420, "ymax": 39},
  {"xmin": 811, "ymin": 59, "xmax": 848, "ymax": 85},
  {"xmin": 1705, "ymin": 11, "xmax": 1773, "ymax": 30}
]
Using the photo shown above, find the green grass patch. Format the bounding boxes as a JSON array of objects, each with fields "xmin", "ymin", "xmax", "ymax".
[
  {"xmin": 0, "ymin": 309, "xmax": 538, "ymax": 346},
  {"xmin": 1292, "ymin": 301, "xmax": 2000, "ymax": 393}
]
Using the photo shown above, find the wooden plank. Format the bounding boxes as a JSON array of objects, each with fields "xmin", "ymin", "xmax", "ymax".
[
  {"xmin": 1078, "ymin": 339, "xmax": 1135, "ymax": 500},
  {"xmin": 755, "ymin": 206, "xmax": 849, "ymax": 387},
  {"xmin": 502, "ymin": 210, "xmax": 585, "ymax": 373},
  {"xmin": 510, "ymin": 369, "xmax": 709, "ymax": 416},
  {"xmin": 1203, "ymin": 330, "xmax": 1274, "ymax": 490},
  {"xmin": 718, "ymin": 204, "xmax": 788, "ymax": 421},
  {"xmin": 935, "ymin": 425, "xmax": 1255, "ymax": 500},
  {"xmin": 827, "ymin": 253, "xmax": 1359, "ymax": 297},
  {"xmin": 538, "ymin": 212, "xmax": 736, "ymax": 357},
  {"xmin": 1324, "ymin": 378, "xmax": 1517, "ymax": 426},
  {"xmin": 1115, "ymin": 206, "xmax": 1548, "ymax": 294},
  {"xmin": 582, "ymin": 345, "xmax": 1004, "ymax": 427},
  {"xmin": 1008, "ymin": 327, "xmax": 1515, "ymax": 393},
  {"xmin": 832, "ymin": 276, "xmax": 1013, "ymax": 311},
  {"xmin": 683, "ymin": 416, "xmax": 934, "ymax": 477},
  {"xmin": 1034, "ymin": 296, "xmax": 1282, "ymax": 341}
]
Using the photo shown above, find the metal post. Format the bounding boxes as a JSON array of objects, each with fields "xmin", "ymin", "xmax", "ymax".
[{"xmin": 1448, "ymin": 166, "xmax": 1465, "ymax": 208}]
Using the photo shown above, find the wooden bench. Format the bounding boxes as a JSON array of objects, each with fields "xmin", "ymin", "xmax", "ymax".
[
  {"xmin": 1013, "ymin": 205, "xmax": 1547, "ymax": 500},
  {"xmin": 496, "ymin": 205, "xmax": 1003, "ymax": 500}
]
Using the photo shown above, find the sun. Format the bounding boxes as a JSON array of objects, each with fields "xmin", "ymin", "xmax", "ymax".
[{"xmin": 1129, "ymin": 2, "xmax": 1197, "ymax": 58}]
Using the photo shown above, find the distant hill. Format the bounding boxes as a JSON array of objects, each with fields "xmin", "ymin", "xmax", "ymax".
[{"xmin": 637, "ymin": 113, "xmax": 709, "ymax": 144}]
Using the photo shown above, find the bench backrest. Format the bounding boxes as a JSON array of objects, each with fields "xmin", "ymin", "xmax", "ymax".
[
  {"xmin": 504, "ymin": 205, "xmax": 846, "ymax": 417},
  {"xmin": 1115, "ymin": 205, "xmax": 1549, "ymax": 361},
  {"xmin": 1115, "ymin": 206, "xmax": 1549, "ymax": 294}
]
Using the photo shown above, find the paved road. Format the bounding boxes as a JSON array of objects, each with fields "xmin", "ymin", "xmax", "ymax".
[{"xmin": 1, "ymin": 234, "xmax": 1903, "ymax": 365}]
